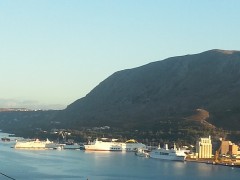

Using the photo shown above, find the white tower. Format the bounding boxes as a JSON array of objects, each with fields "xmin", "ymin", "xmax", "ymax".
[{"xmin": 196, "ymin": 136, "xmax": 212, "ymax": 158}]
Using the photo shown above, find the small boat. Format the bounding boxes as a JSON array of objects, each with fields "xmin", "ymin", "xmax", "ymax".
[
  {"xmin": 135, "ymin": 148, "xmax": 149, "ymax": 157},
  {"xmin": 55, "ymin": 146, "xmax": 64, "ymax": 150},
  {"xmin": 1, "ymin": 137, "xmax": 10, "ymax": 142}
]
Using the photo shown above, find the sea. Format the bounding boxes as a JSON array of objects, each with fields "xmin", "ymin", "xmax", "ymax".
[{"xmin": 0, "ymin": 132, "xmax": 239, "ymax": 180}]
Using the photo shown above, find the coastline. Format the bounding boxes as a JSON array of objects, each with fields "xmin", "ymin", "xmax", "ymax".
[{"xmin": 186, "ymin": 157, "xmax": 240, "ymax": 168}]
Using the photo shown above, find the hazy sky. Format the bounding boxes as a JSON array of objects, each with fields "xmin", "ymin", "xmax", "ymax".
[{"xmin": 0, "ymin": 0, "xmax": 239, "ymax": 109}]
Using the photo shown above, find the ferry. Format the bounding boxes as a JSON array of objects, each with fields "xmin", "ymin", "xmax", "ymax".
[
  {"xmin": 149, "ymin": 144, "xmax": 186, "ymax": 161},
  {"xmin": 84, "ymin": 138, "xmax": 146, "ymax": 151},
  {"xmin": 14, "ymin": 138, "xmax": 60, "ymax": 149}
]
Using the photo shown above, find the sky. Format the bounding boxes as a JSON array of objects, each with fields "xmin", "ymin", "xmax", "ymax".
[{"xmin": 0, "ymin": 0, "xmax": 239, "ymax": 110}]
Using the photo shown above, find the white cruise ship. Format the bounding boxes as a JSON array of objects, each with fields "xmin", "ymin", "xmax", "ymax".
[
  {"xmin": 14, "ymin": 138, "xmax": 60, "ymax": 149},
  {"xmin": 149, "ymin": 144, "xmax": 186, "ymax": 161},
  {"xmin": 84, "ymin": 138, "xmax": 146, "ymax": 151}
]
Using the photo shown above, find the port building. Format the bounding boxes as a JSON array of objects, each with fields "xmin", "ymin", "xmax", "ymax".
[
  {"xmin": 196, "ymin": 136, "xmax": 212, "ymax": 158},
  {"xmin": 220, "ymin": 140, "xmax": 239, "ymax": 155}
]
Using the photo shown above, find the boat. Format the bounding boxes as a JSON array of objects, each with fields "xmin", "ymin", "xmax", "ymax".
[
  {"xmin": 135, "ymin": 148, "xmax": 149, "ymax": 157},
  {"xmin": 84, "ymin": 138, "xmax": 146, "ymax": 151},
  {"xmin": 63, "ymin": 143, "xmax": 81, "ymax": 150},
  {"xmin": 14, "ymin": 138, "xmax": 60, "ymax": 149},
  {"xmin": 149, "ymin": 144, "xmax": 186, "ymax": 161},
  {"xmin": 1, "ymin": 137, "xmax": 10, "ymax": 142}
]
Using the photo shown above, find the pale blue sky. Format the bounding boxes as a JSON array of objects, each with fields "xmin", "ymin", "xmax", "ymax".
[{"xmin": 0, "ymin": 0, "xmax": 239, "ymax": 109}]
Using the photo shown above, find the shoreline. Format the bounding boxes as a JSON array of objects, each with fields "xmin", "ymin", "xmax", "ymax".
[{"xmin": 186, "ymin": 158, "xmax": 240, "ymax": 168}]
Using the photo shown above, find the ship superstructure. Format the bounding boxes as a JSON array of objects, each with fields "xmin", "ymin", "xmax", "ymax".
[{"xmin": 84, "ymin": 138, "xmax": 146, "ymax": 151}]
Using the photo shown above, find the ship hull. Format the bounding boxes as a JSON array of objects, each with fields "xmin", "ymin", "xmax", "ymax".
[
  {"xmin": 149, "ymin": 153, "xmax": 185, "ymax": 161},
  {"xmin": 63, "ymin": 144, "xmax": 81, "ymax": 150}
]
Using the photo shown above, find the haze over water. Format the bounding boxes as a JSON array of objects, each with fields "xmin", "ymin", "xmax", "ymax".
[{"xmin": 0, "ymin": 133, "xmax": 239, "ymax": 180}]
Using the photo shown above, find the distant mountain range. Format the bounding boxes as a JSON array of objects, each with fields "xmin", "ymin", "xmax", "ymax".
[
  {"xmin": 55, "ymin": 49, "xmax": 240, "ymax": 132},
  {"xmin": 0, "ymin": 108, "xmax": 31, "ymax": 112}
]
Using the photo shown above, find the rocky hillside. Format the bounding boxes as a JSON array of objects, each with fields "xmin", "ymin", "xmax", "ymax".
[{"xmin": 55, "ymin": 49, "xmax": 240, "ymax": 134}]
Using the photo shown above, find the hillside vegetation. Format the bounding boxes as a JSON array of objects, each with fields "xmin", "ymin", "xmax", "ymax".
[{"xmin": 58, "ymin": 50, "xmax": 240, "ymax": 130}]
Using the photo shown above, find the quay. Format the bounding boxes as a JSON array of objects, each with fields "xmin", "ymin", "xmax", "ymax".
[{"xmin": 185, "ymin": 157, "xmax": 240, "ymax": 168}]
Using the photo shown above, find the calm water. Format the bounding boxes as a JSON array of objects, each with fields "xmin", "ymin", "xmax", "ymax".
[{"xmin": 0, "ymin": 133, "xmax": 239, "ymax": 180}]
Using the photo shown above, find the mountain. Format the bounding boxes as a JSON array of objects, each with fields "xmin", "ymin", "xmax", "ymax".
[
  {"xmin": 1, "ymin": 49, "xmax": 240, "ymax": 143},
  {"xmin": 56, "ymin": 49, "xmax": 240, "ymax": 134}
]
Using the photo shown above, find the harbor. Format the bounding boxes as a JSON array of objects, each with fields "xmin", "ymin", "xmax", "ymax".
[
  {"xmin": 0, "ymin": 138, "xmax": 240, "ymax": 180},
  {"xmin": 2, "ymin": 131, "xmax": 240, "ymax": 170}
]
